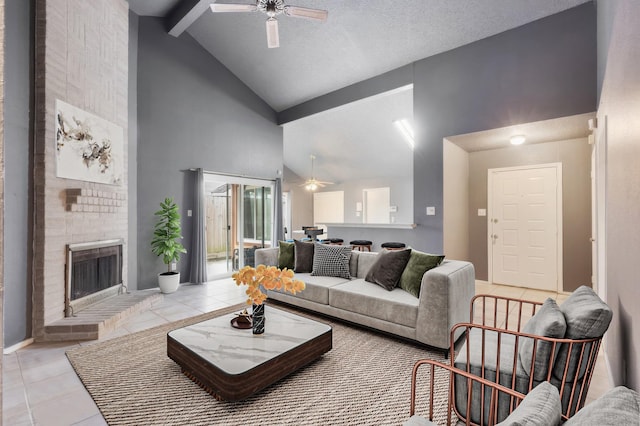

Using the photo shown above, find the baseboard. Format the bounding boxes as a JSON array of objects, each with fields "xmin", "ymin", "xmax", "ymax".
[{"xmin": 3, "ymin": 337, "xmax": 35, "ymax": 354}]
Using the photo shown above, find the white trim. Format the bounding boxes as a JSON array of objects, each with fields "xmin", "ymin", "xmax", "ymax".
[
  {"xmin": 487, "ymin": 163, "xmax": 563, "ymax": 293},
  {"xmin": 3, "ymin": 338, "xmax": 35, "ymax": 354}
]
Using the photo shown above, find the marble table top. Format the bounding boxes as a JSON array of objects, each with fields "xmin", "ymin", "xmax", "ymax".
[{"xmin": 168, "ymin": 306, "xmax": 332, "ymax": 375}]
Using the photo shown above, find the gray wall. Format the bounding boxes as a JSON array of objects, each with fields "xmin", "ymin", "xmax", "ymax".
[
  {"xmin": 135, "ymin": 17, "xmax": 282, "ymax": 289},
  {"xmin": 280, "ymin": 4, "xmax": 597, "ymax": 256},
  {"xmin": 3, "ymin": 0, "xmax": 32, "ymax": 347},
  {"xmin": 597, "ymin": 0, "xmax": 640, "ymax": 390},
  {"xmin": 467, "ymin": 138, "xmax": 592, "ymax": 292}
]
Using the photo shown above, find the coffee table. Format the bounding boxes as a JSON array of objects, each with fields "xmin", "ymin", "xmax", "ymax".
[{"xmin": 167, "ymin": 305, "xmax": 332, "ymax": 401}]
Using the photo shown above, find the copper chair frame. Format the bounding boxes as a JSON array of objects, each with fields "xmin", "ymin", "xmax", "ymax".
[
  {"xmin": 447, "ymin": 294, "xmax": 602, "ymax": 424},
  {"xmin": 409, "ymin": 359, "xmax": 529, "ymax": 426}
]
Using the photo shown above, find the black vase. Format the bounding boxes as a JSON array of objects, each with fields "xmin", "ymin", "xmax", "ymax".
[{"xmin": 252, "ymin": 303, "xmax": 265, "ymax": 335}]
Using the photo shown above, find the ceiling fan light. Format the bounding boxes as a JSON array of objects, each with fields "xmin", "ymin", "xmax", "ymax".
[{"xmin": 266, "ymin": 18, "xmax": 280, "ymax": 48}]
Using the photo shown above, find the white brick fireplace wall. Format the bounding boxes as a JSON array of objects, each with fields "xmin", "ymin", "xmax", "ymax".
[{"xmin": 33, "ymin": 0, "xmax": 129, "ymax": 340}]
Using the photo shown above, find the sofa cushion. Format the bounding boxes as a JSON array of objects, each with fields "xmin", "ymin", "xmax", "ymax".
[
  {"xmin": 518, "ymin": 298, "xmax": 566, "ymax": 381},
  {"xmin": 554, "ymin": 285, "xmax": 612, "ymax": 382},
  {"xmin": 398, "ymin": 251, "xmax": 445, "ymax": 298},
  {"xmin": 277, "ymin": 273, "xmax": 348, "ymax": 305},
  {"xmin": 563, "ymin": 386, "xmax": 640, "ymax": 426},
  {"xmin": 329, "ymin": 279, "xmax": 418, "ymax": 328},
  {"xmin": 294, "ymin": 240, "xmax": 314, "ymax": 273},
  {"xmin": 277, "ymin": 241, "xmax": 295, "ymax": 270},
  {"xmin": 356, "ymin": 251, "xmax": 379, "ymax": 278},
  {"xmin": 311, "ymin": 243, "xmax": 352, "ymax": 279},
  {"xmin": 495, "ymin": 381, "xmax": 561, "ymax": 426},
  {"xmin": 365, "ymin": 248, "xmax": 412, "ymax": 291}
]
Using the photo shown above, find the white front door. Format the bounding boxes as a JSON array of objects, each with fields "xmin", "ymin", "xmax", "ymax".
[{"xmin": 489, "ymin": 164, "xmax": 562, "ymax": 291}]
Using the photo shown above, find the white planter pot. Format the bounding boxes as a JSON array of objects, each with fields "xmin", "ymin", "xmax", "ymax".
[{"xmin": 158, "ymin": 271, "xmax": 180, "ymax": 294}]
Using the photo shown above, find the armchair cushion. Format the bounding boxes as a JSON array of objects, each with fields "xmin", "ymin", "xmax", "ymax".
[
  {"xmin": 554, "ymin": 286, "xmax": 612, "ymax": 382},
  {"xmin": 495, "ymin": 381, "xmax": 561, "ymax": 426},
  {"xmin": 364, "ymin": 248, "xmax": 412, "ymax": 291},
  {"xmin": 563, "ymin": 386, "xmax": 640, "ymax": 426},
  {"xmin": 560, "ymin": 286, "xmax": 612, "ymax": 339},
  {"xmin": 518, "ymin": 298, "xmax": 566, "ymax": 381}
]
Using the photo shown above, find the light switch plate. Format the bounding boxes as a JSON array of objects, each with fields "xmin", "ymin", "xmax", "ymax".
[
  {"xmin": 478, "ymin": 209, "xmax": 486, "ymax": 216},
  {"xmin": 426, "ymin": 206, "xmax": 436, "ymax": 216},
  {"xmin": 187, "ymin": 210, "xmax": 193, "ymax": 217}
]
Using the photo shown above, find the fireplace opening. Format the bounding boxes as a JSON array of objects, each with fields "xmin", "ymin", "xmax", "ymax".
[{"xmin": 66, "ymin": 239, "xmax": 124, "ymax": 316}]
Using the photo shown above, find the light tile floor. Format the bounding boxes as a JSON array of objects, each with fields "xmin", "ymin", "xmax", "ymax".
[{"xmin": 2, "ymin": 280, "xmax": 612, "ymax": 425}]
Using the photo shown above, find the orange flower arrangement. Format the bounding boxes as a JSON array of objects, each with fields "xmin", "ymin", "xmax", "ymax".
[{"xmin": 232, "ymin": 264, "xmax": 306, "ymax": 305}]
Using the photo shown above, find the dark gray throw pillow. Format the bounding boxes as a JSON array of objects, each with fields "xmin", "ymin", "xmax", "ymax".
[
  {"xmin": 294, "ymin": 240, "xmax": 314, "ymax": 273},
  {"xmin": 365, "ymin": 248, "xmax": 412, "ymax": 291},
  {"xmin": 311, "ymin": 243, "xmax": 352, "ymax": 279}
]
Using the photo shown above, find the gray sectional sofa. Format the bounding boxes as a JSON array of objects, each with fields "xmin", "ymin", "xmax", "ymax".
[{"xmin": 255, "ymin": 247, "xmax": 475, "ymax": 352}]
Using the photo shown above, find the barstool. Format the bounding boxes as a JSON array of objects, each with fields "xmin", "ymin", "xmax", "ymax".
[
  {"xmin": 350, "ymin": 240, "xmax": 372, "ymax": 252},
  {"xmin": 381, "ymin": 242, "xmax": 406, "ymax": 250},
  {"xmin": 321, "ymin": 238, "xmax": 344, "ymax": 245}
]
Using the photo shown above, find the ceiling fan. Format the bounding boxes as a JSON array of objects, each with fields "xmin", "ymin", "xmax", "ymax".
[
  {"xmin": 210, "ymin": 0, "xmax": 328, "ymax": 48},
  {"xmin": 300, "ymin": 154, "xmax": 333, "ymax": 191}
]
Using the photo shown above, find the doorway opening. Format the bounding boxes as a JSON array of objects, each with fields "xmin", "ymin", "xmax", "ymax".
[{"xmin": 204, "ymin": 173, "xmax": 274, "ymax": 279}]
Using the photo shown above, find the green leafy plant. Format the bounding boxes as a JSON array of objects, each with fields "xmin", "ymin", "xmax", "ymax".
[{"xmin": 151, "ymin": 197, "xmax": 187, "ymax": 273}]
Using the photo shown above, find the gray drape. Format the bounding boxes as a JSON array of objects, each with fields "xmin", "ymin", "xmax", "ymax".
[
  {"xmin": 189, "ymin": 168, "xmax": 208, "ymax": 284},
  {"xmin": 274, "ymin": 177, "xmax": 284, "ymax": 243}
]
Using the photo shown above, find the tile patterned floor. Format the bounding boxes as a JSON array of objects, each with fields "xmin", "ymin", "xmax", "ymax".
[{"xmin": 2, "ymin": 279, "xmax": 612, "ymax": 425}]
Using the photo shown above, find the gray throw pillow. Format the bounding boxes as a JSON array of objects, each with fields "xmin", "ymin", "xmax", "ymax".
[
  {"xmin": 311, "ymin": 243, "xmax": 352, "ymax": 279},
  {"xmin": 277, "ymin": 241, "xmax": 295, "ymax": 270},
  {"xmin": 365, "ymin": 248, "xmax": 412, "ymax": 291},
  {"xmin": 294, "ymin": 240, "xmax": 314, "ymax": 273},
  {"xmin": 553, "ymin": 285, "xmax": 612, "ymax": 382},
  {"xmin": 398, "ymin": 250, "xmax": 445, "ymax": 298},
  {"xmin": 564, "ymin": 386, "xmax": 640, "ymax": 426},
  {"xmin": 495, "ymin": 381, "xmax": 561, "ymax": 426},
  {"xmin": 518, "ymin": 298, "xmax": 566, "ymax": 381}
]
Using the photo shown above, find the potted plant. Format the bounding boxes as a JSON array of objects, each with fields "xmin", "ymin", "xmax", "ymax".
[{"xmin": 151, "ymin": 197, "xmax": 187, "ymax": 293}]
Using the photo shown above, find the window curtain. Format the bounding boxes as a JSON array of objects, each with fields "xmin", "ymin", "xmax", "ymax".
[
  {"xmin": 274, "ymin": 177, "xmax": 284, "ymax": 243},
  {"xmin": 189, "ymin": 168, "xmax": 208, "ymax": 284}
]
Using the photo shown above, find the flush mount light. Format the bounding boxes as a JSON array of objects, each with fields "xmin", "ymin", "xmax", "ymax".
[
  {"xmin": 510, "ymin": 135, "xmax": 526, "ymax": 145},
  {"xmin": 393, "ymin": 119, "xmax": 415, "ymax": 149}
]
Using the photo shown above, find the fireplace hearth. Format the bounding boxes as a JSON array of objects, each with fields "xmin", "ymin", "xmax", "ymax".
[{"xmin": 66, "ymin": 239, "xmax": 125, "ymax": 316}]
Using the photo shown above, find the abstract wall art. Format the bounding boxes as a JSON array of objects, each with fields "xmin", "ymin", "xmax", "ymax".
[{"xmin": 55, "ymin": 99, "xmax": 124, "ymax": 185}]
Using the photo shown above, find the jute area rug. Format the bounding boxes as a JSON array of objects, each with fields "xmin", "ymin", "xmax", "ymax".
[{"xmin": 66, "ymin": 302, "xmax": 455, "ymax": 425}]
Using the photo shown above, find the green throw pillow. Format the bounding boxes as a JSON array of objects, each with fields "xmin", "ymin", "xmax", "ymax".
[
  {"xmin": 277, "ymin": 241, "xmax": 295, "ymax": 270},
  {"xmin": 398, "ymin": 250, "xmax": 445, "ymax": 298}
]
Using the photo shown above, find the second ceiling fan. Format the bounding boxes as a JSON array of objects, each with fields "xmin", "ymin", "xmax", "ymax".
[{"xmin": 210, "ymin": 0, "xmax": 328, "ymax": 48}]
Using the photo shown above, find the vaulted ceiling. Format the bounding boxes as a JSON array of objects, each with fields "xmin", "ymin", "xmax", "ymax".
[{"xmin": 128, "ymin": 0, "xmax": 593, "ymax": 183}]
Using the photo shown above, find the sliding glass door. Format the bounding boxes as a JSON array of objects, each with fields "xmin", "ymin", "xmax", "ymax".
[{"xmin": 204, "ymin": 174, "xmax": 275, "ymax": 279}]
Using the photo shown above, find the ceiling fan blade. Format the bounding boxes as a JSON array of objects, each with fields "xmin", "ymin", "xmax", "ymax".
[
  {"xmin": 266, "ymin": 18, "xmax": 280, "ymax": 48},
  {"xmin": 283, "ymin": 5, "xmax": 328, "ymax": 21},
  {"xmin": 210, "ymin": 3, "xmax": 257, "ymax": 13}
]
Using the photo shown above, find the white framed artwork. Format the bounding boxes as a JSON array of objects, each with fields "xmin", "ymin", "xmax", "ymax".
[{"xmin": 55, "ymin": 99, "xmax": 124, "ymax": 185}]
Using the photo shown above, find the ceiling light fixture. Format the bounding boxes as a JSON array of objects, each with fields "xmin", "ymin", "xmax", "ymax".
[
  {"xmin": 393, "ymin": 119, "xmax": 415, "ymax": 149},
  {"xmin": 510, "ymin": 135, "xmax": 526, "ymax": 145}
]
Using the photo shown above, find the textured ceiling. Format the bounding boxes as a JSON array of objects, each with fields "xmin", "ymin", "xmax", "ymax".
[{"xmin": 128, "ymin": 0, "xmax": 593, "ymax": 181}]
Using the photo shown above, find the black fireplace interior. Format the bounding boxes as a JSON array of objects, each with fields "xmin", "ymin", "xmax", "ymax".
[{"xmin": 71, "ymin": 245, "xmax": 123, "ymax": 301}]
